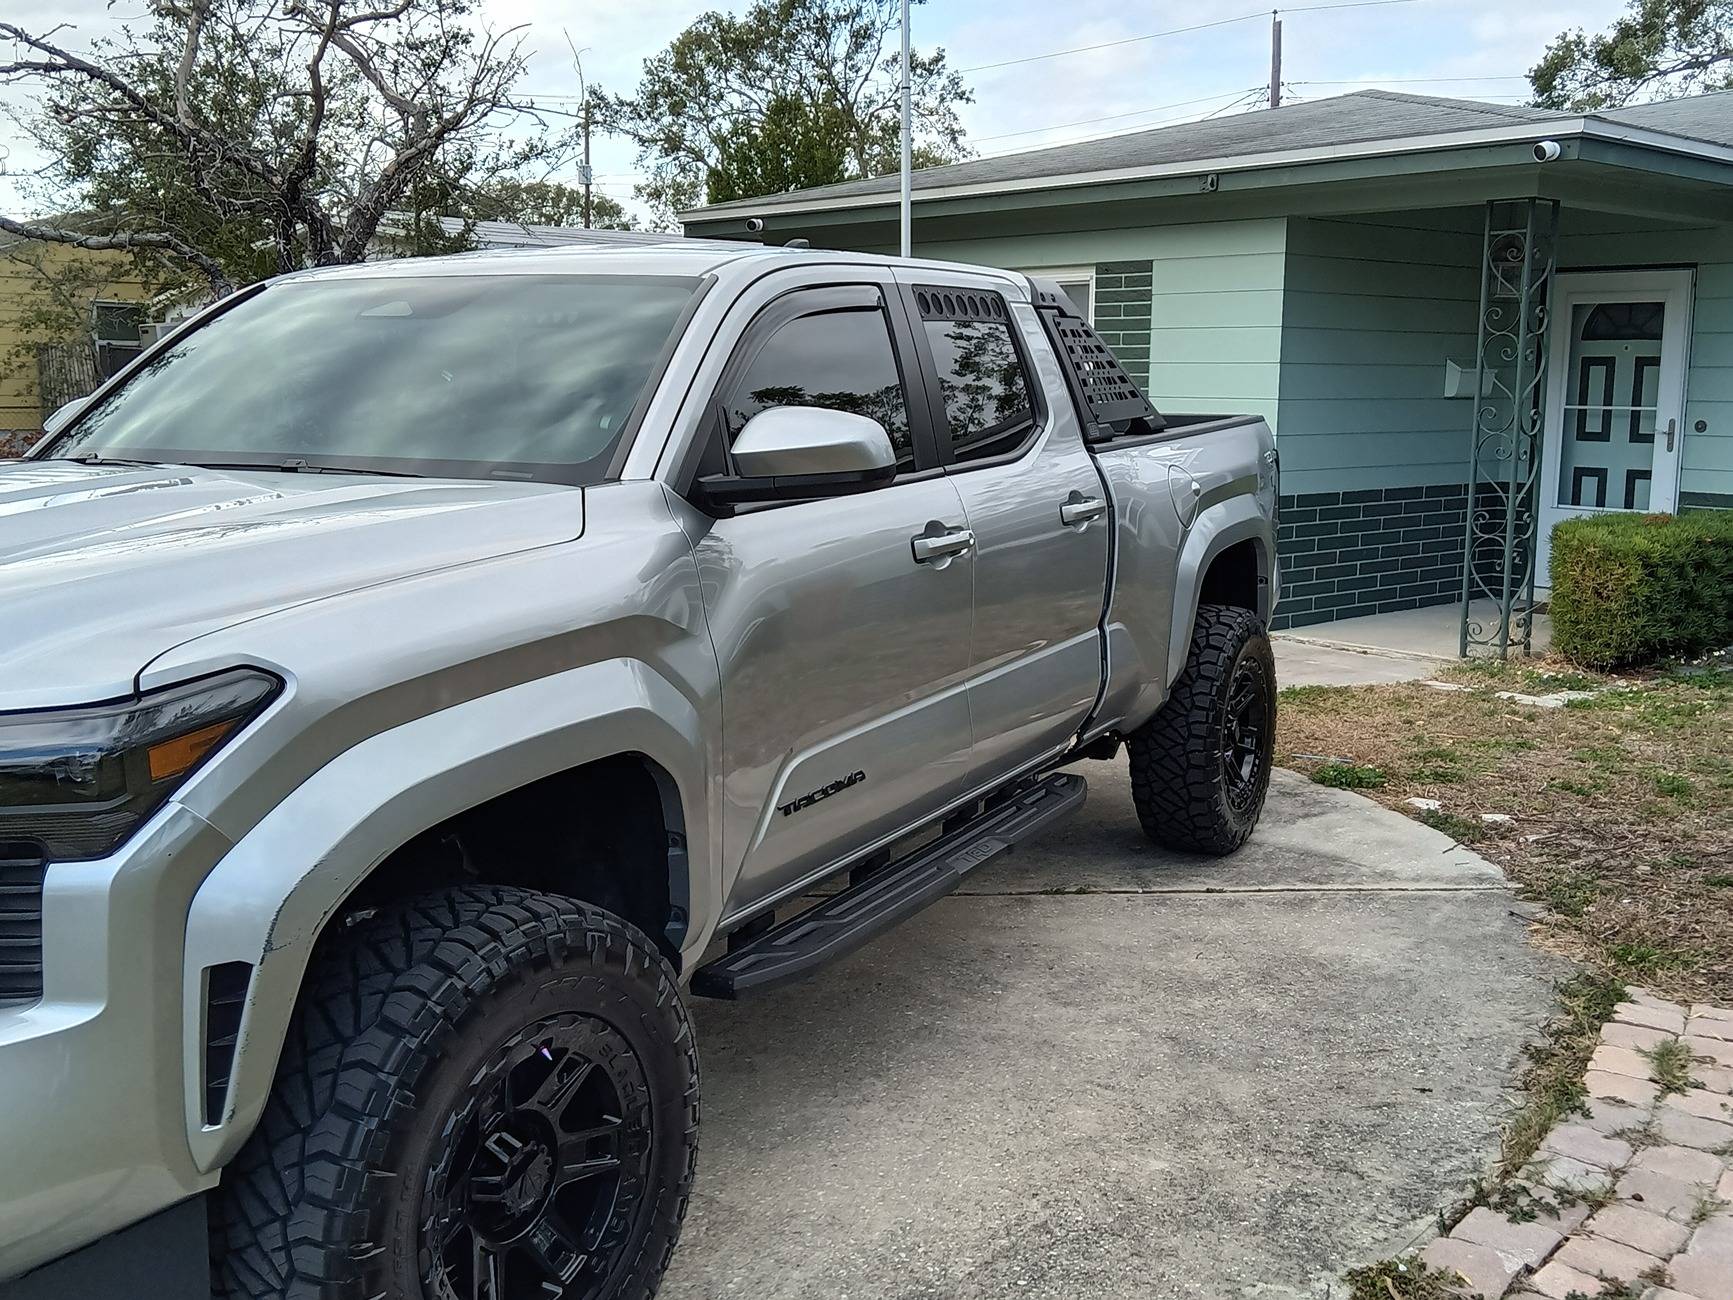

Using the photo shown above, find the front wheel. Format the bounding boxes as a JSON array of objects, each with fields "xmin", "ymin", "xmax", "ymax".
[
  {"xmin": 1126, "ymin": 603, "xmax": 1276, "ymax": 855},
  {"xmin": 212, "ymin": 886, "xmax": 699, "ymax": 1300}
]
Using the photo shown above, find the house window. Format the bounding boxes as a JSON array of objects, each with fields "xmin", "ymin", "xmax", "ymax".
[
  {"xmin": 1018, "ymin": 266, "xmax": 1094, "ymax": 322},
  {"xmin": 90, "ymin": 300, "xmax": 146, "ymax": 379}
]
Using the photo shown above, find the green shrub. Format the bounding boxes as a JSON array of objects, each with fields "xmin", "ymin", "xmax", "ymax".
[{"xmin": 1549, "ymin": 511, "xmax": 1733, "ymax": 670}]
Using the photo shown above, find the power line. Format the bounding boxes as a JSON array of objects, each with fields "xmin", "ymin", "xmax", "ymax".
[
  {"xmin": 957, "ymin": 0, "xmax": 1431, "ymax": 75},
  {"xmin": 1293, "ymin": 74, "xmax": 1528, "ymax": 85}
]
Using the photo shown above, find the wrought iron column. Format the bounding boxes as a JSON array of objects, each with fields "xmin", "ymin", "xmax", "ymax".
[{"xmin": 1459, "ymin": 198, "xmax": 1560, "ymax": 658}]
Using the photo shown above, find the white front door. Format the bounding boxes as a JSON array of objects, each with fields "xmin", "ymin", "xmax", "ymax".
[{"xmin": 1538, "ymin": 269, "xmax": 1694, "ymax": 579}]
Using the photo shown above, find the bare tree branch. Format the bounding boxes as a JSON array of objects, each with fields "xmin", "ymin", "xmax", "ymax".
[{"xmin": 0, "ymin": 214, "xmax": 233, "ymax": 296}]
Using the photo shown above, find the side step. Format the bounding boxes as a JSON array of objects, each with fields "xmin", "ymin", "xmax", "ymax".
[{"xmin": 691, "ymin": 771, "xmax": 1086, "ymax": 999}]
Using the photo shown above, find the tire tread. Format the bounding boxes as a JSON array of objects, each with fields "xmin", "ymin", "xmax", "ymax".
[{"xmin": 212, "ymin": 885, "xmax": 698, "ymax": 1300}]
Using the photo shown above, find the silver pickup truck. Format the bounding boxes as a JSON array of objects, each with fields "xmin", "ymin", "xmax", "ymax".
[{"xmin": 0, "ymin": 245, "xmax": 1278, "ymax": 1300}]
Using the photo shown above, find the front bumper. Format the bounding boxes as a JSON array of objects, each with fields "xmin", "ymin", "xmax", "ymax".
[{"xmin": 0, "ymin": 806, "xmax": 231, "ymax": 1282}]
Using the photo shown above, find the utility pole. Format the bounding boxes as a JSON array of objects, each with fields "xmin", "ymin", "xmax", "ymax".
[
  {"xmin": 899, "ymin": 0, "xmax": 912, "ymax": 257},
  {"xmin": 565, "ymin": 30, "xmax": 594, "ymax": 228},
  {"xmin": 582, "ymin": 98, "xmax": 593, "ymax": 229},
  {"xmin": 1268, "ymin": 10, "xmax": 1283, "ymax": 109}
]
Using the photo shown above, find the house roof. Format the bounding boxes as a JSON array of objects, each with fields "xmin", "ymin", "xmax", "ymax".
[
  {"xmin": 682, "ymin": 88, "xmax": 1733, "ymax": 222},
  {"xmin": 442, "ymin": 218, "xmax": 688, "ymax": 249},
  {"xmin": 1596, "ymin": 90, "xmax": 1733, "ymax": 148}
]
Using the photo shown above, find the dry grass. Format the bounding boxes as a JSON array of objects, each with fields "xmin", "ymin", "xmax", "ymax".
[{"xmin": 1277, "ymin": 654, "xmax": 1733, "ymax": 1004}]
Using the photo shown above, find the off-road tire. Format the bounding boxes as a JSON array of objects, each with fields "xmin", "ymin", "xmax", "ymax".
[
  {"xmin": 1126, "ymin": 603, "xmax": 1276, "ymax": 855},
  {"xmin": 211, "ymin": 886, "xmax": 699, "ymax": 1300}
]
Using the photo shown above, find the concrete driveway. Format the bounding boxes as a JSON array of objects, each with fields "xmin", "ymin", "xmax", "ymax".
[{"xmin": 661, "ymin": 762, "xmax": 1563, "ymax": 1300}]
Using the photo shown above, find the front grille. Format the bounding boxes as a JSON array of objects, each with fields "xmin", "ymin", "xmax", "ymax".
[{"xmin": 0, "ymin": 843, "xmax": 47, "ymax": 1007}]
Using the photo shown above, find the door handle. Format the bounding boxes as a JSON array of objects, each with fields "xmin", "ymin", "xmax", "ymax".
[
  {"xmin": 1060, "ymin": 495, "xmax": 1108, "ymax": 528},
  {"xmin": 1664, "ymin": 418, "xmax": 1676, "ymax": 452},
  {"xmin": 911, "ymin": 527, "xmax": 975, "ymax": 564}
]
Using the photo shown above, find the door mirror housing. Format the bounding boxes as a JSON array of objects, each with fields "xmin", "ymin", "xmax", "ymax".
[
  {"xmin": 41, "ymin": 396, "xmax": 89, "ymax": 438},
  {"xmin": 697, "ymin": 406, "xmax": 898, "ymax": 507}
]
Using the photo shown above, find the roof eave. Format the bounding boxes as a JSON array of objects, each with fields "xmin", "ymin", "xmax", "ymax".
[{"xmin": 681, "ymin": 116, "xmax": 1733, "ymax": 226}]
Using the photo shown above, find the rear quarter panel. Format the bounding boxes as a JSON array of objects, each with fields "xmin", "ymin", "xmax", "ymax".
[{"xmin": 1089, "ymin": 416, "xmax": 1278, "ymax": 736}]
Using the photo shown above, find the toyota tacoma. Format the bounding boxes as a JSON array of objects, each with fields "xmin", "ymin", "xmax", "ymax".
[{"xmin": 0, "ymin": 244, "xmax": 1279, "ymax": 1299}]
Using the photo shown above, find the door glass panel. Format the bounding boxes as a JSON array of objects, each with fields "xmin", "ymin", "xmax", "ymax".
[
  {"xmin": 922, "ymin": 317, "xmax": 1037, "ymax": 463},
  {"xmin": 1556, "ymin": 300, "xmax": 1664, "ymax": 510},
  {"xmin": 720, "ymin": 306, "xmax": 913, "ymax": 470}
]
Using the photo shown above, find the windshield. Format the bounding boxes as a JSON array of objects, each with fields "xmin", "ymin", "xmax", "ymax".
[{"xmin": 43, "ymin": 272, "xmax": 701, "ymax": 483}]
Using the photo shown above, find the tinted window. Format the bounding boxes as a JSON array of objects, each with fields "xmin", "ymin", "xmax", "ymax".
[
  {"xmin": 721, "ymin": 307, "xmax": 913, "ymax": 470},
  {"xmin": 923, "ymin": 316, "xmax": 1036, "ymax": 462},
  {"xmin": 49, "ymin": 274, "xmax": 698, "ymax": 483}
]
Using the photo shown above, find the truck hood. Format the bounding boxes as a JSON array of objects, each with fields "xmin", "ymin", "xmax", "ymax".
[{"xmin": 0, "ymin": 460, "xmax": 584, "ymax": 709}]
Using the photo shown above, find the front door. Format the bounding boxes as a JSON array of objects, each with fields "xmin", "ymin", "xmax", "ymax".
[
  {"xmin": 1539, "ymin": 270, "xmax": 1694, "ymax": 578},
  {"xmin": 686, "ymin": 282, "xmax": 978, "ymax": 920}
]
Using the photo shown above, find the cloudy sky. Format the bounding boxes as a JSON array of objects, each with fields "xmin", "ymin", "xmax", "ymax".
[{"xmin": 2, "ymin": 0, "xmax": 1630, "ymax": 223}]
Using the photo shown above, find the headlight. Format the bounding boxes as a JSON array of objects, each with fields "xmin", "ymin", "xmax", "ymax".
[{"xmin": 0, "ymin": 669, "xmax": 280, "ymax": 860}]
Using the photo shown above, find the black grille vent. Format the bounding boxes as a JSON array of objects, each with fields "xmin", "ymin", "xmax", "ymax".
[
  {"xmin": 913, "ymin": 285, "xmax": 1009, "ymax": 324},
  {"xmin": 203, "ymin": 961, "xmax": 253, "ymax": 1126},
  {"xmin": 0, "ymin": 843, "xmax": 47, "ymax": 1007},
  {"xmin": 1052, "ymin": 316, "xmax": 1164, "ymax": 436}
]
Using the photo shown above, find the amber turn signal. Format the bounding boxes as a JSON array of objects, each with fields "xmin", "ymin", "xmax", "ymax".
[{"xmin": 147, "ymin": 719, "xmax": 240, "ymax": 783}]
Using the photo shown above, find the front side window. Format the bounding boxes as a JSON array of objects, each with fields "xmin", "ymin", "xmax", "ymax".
[
  {"xmin": 45, "ymin": 273, "xmax": 700, "ymax": 483},
  {"xmin": 922, "ymin": 312, "xmax": 1037, "ymax": 463},
  {"xmin": 720, "ymin": 307, "xmax": 913, "ymax": 470}
]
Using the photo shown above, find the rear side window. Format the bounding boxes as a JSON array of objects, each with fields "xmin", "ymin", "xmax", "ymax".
[
  {"xmin": 914, "ymin": 287, "xmax": 1037, "ymax": 464},
  {"xmin": 719, "ymin": 306, "xmax": 913, "ymax": 470}
]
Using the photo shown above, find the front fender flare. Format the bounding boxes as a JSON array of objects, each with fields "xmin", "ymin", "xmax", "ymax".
[{"xmin": 179, "ymin": 658, "xmax": 708, "ymax": 1172}]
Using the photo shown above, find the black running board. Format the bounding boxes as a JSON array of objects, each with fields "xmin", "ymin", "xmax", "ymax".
[{"xmin": 691, "ymin": 772, "xmax": 1086, "ymax": 999}]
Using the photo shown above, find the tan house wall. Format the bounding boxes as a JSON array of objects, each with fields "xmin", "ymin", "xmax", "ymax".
[{"xmin": 0, "ymin": 240, "xmax": 149, "ymax": 448}]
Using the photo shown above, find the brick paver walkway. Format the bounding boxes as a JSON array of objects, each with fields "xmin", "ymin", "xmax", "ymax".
[{"xmin": 1421, "ymin": 990, "xmax": 1733, "ymax": 1300}]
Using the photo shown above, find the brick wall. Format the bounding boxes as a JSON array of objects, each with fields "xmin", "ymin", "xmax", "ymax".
[
  {"xmin": 1273, "ymin": 484, "xmax": 1468, "ymax": 630},
  {"xmin": 1092, "ymin": 260, "xmax": 1153, "ymax": 390}
]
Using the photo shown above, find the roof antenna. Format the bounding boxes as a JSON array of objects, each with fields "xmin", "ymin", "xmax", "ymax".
[{"xmin": 785, "ymin": 238, "xmax": 811, "ymax": 249}]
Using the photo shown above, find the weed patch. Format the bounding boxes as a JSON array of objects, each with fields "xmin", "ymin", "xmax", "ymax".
[
  {"xmin": 1416, "ymin": 808, "xmax": 1484, "ymax": 843},
  {"xmin": 1311, "ymin": 762, "xmax": 1386, "ymax": 790},
  {"xmin": 1342, "ymin": 1256, "xmax": 1467, "ymax": 1300},
  {"xmin": 1645, "ymin": 1039, "xmax": 1695, "ymax": 1096}
]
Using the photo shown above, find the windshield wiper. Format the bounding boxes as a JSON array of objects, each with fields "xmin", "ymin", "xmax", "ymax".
[
  {"xmin": 62, "ymin": 454, "xmax": 164, "ymax": 468},
  {"xmin": 186, "ymin": 459, "xmax": 428, "ymax": 479}
]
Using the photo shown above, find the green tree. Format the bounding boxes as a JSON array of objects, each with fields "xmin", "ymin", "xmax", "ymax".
[
  {"xmin": 600, "ymin": 0, "xmax": 972, "ymax": 223},
  {"xmin": 0, "ymin": 0, "xmax": 572, "ymax": 301},
  {"xmin": 463, "ymin": 179, "xmax": 640, "ymax": 229},
  {"xmin": 1530, "ymin": 0, "xmax": 1733, "ymax": 110}
]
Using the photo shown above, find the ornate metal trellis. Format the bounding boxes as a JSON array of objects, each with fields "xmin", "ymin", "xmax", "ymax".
[{"xmin": 1459, "ymin": 198, "xmax": 1561, "ymax": 658}]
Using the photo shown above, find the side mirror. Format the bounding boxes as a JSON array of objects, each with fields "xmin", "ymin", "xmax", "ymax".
[
  {"xmin": 42, "ymin": 396, "xmax": 89, "ymax": 437},
  {"xmin": 698, "ymin": 406, "xmax": 897, "ymax": 507}
]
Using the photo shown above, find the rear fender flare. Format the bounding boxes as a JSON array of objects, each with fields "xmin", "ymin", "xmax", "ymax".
[{"xmin": 1167, "ymin": 496, "xmax": 1273, "ymax": 688}]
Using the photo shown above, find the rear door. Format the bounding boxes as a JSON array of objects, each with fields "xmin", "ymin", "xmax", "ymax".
[
  {"xmin": 899, "ymin": 273, "xmax": 1111, "ymax": 779},
  {"xmin": 677, "ymin": 273, "xmax": 978, "ymax": 918}
]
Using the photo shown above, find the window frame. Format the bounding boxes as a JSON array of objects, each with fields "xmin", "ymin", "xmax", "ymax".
[
  {"xmin": 90, "ymin": 299, "xmax": 146, "ymax": 345},
  {"xmin": 898, "ymin": 282, "xmax": 1048, "ymax": 474},
  {"xmin": 678, "ymin": 281, "xmax": 945, "ymax": 503}
]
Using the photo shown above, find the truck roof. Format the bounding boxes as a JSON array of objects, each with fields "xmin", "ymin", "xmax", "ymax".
[{"xmin": 280, "ymin": 242, "xmax": 1035, "ymax": 301}]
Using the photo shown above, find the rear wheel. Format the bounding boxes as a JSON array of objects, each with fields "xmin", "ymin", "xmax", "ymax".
[
  {"xmin": 212, "ymin": 886, "xmax": 698, "ymax": 1300},
  {"xmin": 1126, "ymin": 603, "xmax": 1275, "ymax": 855}
]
